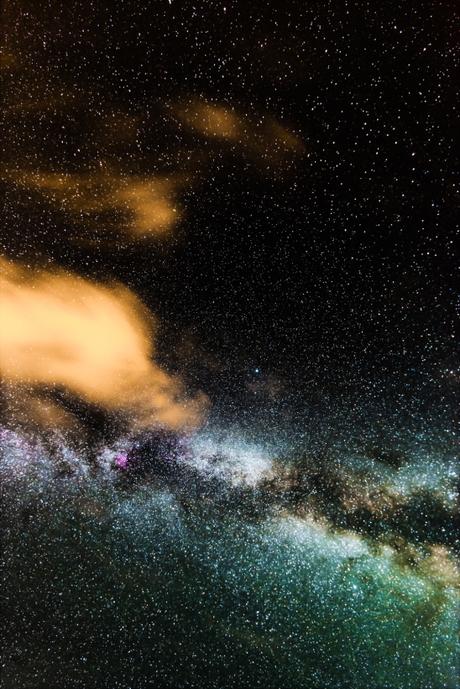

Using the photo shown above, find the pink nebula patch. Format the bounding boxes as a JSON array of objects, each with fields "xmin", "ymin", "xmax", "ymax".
[{"xmin": 114, "ymin": 452, "xmax": 129, "ymax": 469}]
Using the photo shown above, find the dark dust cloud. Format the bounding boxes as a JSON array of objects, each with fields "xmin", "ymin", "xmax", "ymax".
[{"xmin": 0, "ymin": 2, "xmax": 458, "ymax": 688}]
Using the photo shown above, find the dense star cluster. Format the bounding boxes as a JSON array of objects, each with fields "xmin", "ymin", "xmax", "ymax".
[
  {"xmin": 0, "ymin": 1, "xmax": 458, "ymax": 688},
  {"xmin": 1, "ymin": 424, "xmax": 459, "ymax": 689}
]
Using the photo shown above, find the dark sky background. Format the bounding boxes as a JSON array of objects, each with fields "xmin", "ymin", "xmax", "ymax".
[{"xmin": 1, "ymin": 0, "xmax": 458, "ymax": 432}]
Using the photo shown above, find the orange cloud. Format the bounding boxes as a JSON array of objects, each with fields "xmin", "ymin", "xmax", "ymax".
[
  {"xmin": 0, "ymin": 259, "xmax": 206, "ymax": 430},
  {"xmin": 117, "ymin": 178, "xmax": 181, "ymax": 236},
  {"xmin": 173, "ymin": 99, "xmax": 305, "ymax": 166},
  {"xmin": 175, "ymin": 102, "xmax": 241, "ymax": 140},
  {"xmin": 7, "ymin": 169, "xmax": 184, "ymax": 238}
]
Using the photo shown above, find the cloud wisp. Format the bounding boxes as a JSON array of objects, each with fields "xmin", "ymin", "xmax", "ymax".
[{"xmin": 0, "ymin": 258, "xmax": 207, "ymax": 430}]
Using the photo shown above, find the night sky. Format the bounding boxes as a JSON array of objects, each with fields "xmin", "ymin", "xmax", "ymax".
[{"xmin": 1, "ymin": 2, "xmax": 459, "ymax": 688}]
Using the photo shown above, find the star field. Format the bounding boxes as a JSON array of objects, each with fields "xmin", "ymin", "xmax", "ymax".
[{"xmin": 0, "ymin": 1, "xmax": 458, "ymax": 688}]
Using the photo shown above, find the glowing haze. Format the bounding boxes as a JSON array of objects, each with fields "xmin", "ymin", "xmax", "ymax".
[
  {"xmin": 174, "ymin": 99, "xmax": 305, "ymax": 166},
  {"xmin": 0, "ymin": 259, "xmax": 206, "ymax": 430},
  {"xmin": 7, "ymin": 169, "xmax": 184, "ymax": 238}
]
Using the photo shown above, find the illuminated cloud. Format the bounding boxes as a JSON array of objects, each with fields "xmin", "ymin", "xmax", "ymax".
[
  {"xmin": 173, "ymin": 98, "xmax": 305, "ymax": 166},
  {"xmin": 175, "ymin": 102, "xmax": 241, "ymax": 140},
  {"xmin": 0, "ymin": 259, "xmax": 206, "ymax": 430},
  {"xmin": 0, "ymin": 382, "xmax": 80, "ymax": 433},
  {"xmin": 6, "ymin": 169, "xmax": 184, "ymax": 238},
  {"xmin": 117, "ymin": 178, "xmax": 182, "ymax": 236}
]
